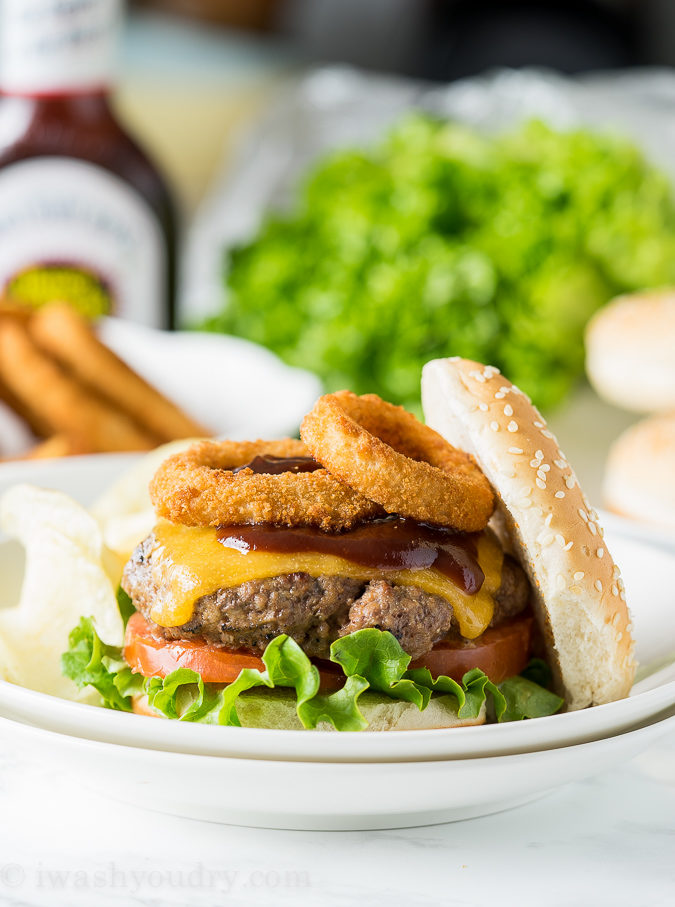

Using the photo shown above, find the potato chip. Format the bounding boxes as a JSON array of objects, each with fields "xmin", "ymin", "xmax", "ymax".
[{"xmin": 0, "ymin": 484, "xmax": 124, "ymax": 699}]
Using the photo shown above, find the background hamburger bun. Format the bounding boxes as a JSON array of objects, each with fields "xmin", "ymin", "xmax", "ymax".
[
  {"xmin": 603, "ymin": 411, "xmax": 675, "ymax": 533},
  {"xmin": 585, "ymin": 289, "xmax": 675, "ymax": 413},
  {"xmin": 132, "ymin": 688, "xmax": 486, "ymax": 730},
  {"xmin": 422, "ymin": 357, "xmax": 635, "ymax": 710}
]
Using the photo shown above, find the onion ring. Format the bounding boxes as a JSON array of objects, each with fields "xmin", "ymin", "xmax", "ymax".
[
  {"xmin": 300, "ymin": 391, "xmax": 494, "ymax": 531},
  {"xmin": 149, "ymin": 438, "xmax": 384, "ymax": 531}
]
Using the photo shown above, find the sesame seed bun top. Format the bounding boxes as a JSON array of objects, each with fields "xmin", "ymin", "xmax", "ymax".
[{"xmin": 422, "ymin": 357, "xmax": 635, "ymax": 710}]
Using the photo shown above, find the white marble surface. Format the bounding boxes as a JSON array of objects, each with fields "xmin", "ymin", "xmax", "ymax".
[{"xmin": 0, "ymin": 728, "xmax": 673, "ymax": 907}]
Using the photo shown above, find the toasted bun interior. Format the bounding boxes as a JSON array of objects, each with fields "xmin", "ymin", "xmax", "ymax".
[
  {"xmin": 585, "ymin": 290, "xmax": 675, "ymax": 413},
  {"xmin": 422, "ymin": 358, "xmax": 635, "ymax": 710},
  {"xmin": 132, "ymin": 688, "xmax": 486, "ymax": 731},
  {"xmin": 604, "ymin": 412, "xmax": 675, "ymax": 533}
]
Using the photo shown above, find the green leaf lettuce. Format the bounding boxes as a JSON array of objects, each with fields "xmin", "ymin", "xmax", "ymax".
[{"xmin": 62, "ymin": 620, "xmax": 563, "ymax": 730}]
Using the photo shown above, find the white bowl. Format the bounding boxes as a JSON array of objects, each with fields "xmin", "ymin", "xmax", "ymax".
[{"xmin": 2, "ymin": 709, "xmax": 673, "ymax": 830}]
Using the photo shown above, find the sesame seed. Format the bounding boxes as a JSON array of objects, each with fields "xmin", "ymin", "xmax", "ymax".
[
  {"xmin": 490, "ymin": 421, "xmax": 499, "ymax": 431},
  {"xmin": 536, "ymin": 478, "xmax": 546, "ymax": 489},
  {"xmin": 535, "ymin": 449, "xmax": 544, "ymax": 460},
  {"xmin": 574, "ymin": 571, "xmax": 584, "ymax": 581},
  {"xmin": 540, "ymin": 463, "xmax": 550, "ymax": 472},
  {"xmin": 508, "ymin": 446, "xmax": 523, "ymax": 454},
  {"xmin": 617, "ymin": 578, "xmax": 625, "ymax": 591},
  {"xmin": 565, "ymin": 475, "xmax": 576, "ymax": 489},
  {"xmin": 613, "ymin": 565, "xmax": 621, "ymax": 579},
  {"xmin": 499, "ymin": 386, "xmax": 509, "ymax": 394},
  {"xmin": 504, "ymin": 404, "xmax": 513, "ymax": 417},
  {"xmin": 578, "ymin": 509, "xmax": 588, "ymax": 522},
  {"xmin": 495, "ymin": 392, "xmax": 505, "ymax": 399},
  {"xmin": 507, "ymin": 420, "xmax": 518, "ymax": 432},
  {"xmin": 620, "ymin": 590, "xmax": 626, "ymax": 601},
  {"xmin": 563, "ymin": 541, "xmax": 574, "ymax": 551},
  {"xmin": 554, "ymin": 459, "xmax": 567, "ymax": 469},
  {"xmin": 537, "ymin": 468, "xmax": 547, "ymax": 480},
  {"xmin": 611, "ymin": 584, "xmax": 619, "ymax": 596},
  {"xmin": 588, "ymin": 522, "xmax": 597, "ymax": 535},
  {"xmin": 530, "ymin": 459, "xmax": 541, "ymax": 468},
  {"xmin": 534, "ymin": 421, "xmax": 543, "ymax": 429},
  {"xmin": 545, "ymin": 513, "xmax": 553, "ymax": 527},
  {"xmin": 596, "ymin": 548, "xmax": 604, "ymax": 558},
  {"xmin": 479, "ymin": 402, "xmax": 488, "ymax": 411},
  {"xmin": 541, "ymin": 429, "xmax": 554, "ymax": 439},
  {"xmin": 555, "ymin": 490, "xmax": 565, "ymax": 499},
  {"xmin": 595, "ymin": 579, "xmax": 603, "ymax": 593}
]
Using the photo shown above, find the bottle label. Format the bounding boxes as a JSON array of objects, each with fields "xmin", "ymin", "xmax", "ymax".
[
  {"xmin": 0, "ymin": 0, "xmax": 121, "ymax": 94},
  {"xmin": 0, "ymin": 157, "xmax": 166, "ymax": 327}
]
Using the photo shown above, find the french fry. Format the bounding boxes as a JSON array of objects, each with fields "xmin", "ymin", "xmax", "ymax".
[
  {"xmin": 0, "ymin": 320, "xmax": 157, "ymax": 452},
  {"xmin": 30, "ymin": 302, "xmax": 207, "ymax": 443},
  {"xmin": 23, "ymin": 435, "xmax": 92, "ymax": 459},
  {"xmin": 0, "ymin": 305, "xmax": 53, "ymax": 436}
]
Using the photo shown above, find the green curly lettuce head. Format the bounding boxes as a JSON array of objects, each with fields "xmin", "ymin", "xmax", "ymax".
[{"xmin": 203, "ymin": 115, "xmax": 675, "ymax": 412}]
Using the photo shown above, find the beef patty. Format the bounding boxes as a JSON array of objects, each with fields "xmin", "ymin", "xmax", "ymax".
[{"xmin": 122, "ymin": 532, "xmax": 531, "ymax": 660}]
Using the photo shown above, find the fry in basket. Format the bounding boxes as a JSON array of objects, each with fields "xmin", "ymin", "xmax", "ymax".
[
  {"xmin": 30, "ymin": 302, "xmax": 207, "ymax": 443},
  {"xmin": 0, "ymin": 320, "xmax": 156, "ymax": 452}
]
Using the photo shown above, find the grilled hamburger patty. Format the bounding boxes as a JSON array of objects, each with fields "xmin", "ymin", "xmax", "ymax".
[{"xmin": 122, "ymin": 533, "xmax": 530, "ymax": 660}]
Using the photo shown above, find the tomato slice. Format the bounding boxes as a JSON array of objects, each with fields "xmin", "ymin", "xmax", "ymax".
[
  {"xmin": 124, "ymin": 612, "xmax": 534, "ymax": 692},
  {"xmin": 124, "ymin": 613, "xmax": 265, "ymax": 684},
  {"xmin": 408, "ymin": 615, "xmax": 534, "ymax": 684},
  {"xmin": 123, "ymin": 613, "xmax": 345, "ymax": 691}
]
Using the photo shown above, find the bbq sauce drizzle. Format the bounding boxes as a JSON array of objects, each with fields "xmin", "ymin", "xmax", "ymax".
[
  {"xmin": 232, "ymin": 454, "xmax": 322, "ymax": 476},
  {"xmin": 220, "ymin": 454, "xmax": 484, "ymax": 595}
]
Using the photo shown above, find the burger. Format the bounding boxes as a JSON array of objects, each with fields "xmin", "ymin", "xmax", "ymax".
[{"xmin": 63, "ymin": 358, "xmax": 635, "ymax": 730}]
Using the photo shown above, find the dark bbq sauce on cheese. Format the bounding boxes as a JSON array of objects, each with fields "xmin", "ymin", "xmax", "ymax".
[
  {"xmin": 217, "ymin": 516, "xmax": 485, "ymax": 595},
  {"xmin": 223, "ymin": 455, "xmax": 484, "ymax": 594}
]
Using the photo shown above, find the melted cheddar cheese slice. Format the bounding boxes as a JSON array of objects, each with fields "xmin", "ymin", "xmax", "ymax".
[{"xmin": 147, "ymin": 519, "xmax": 504, "ymax": 640}]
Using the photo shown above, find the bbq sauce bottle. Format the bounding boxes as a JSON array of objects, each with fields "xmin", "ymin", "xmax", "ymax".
[{"xmin": 0, "ymin": 0, "xmax": 177, "ymax": 327}]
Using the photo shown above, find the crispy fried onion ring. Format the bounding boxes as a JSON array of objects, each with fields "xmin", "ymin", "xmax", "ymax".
[
  {"xmin": 149, "ymin": 438, "xmax": 383, "ymax": 531},
  {"xmin": 301, "ymin": 391, "xmax": 494, "ymax": 531}
]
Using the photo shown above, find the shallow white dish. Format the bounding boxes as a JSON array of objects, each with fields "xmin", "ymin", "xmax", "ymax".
[
  {"xmin": 1, "ymin": 671, "xmax": 672, "ymax": 764},
  {"xmin": 0, "ymin": 455, "xmax": 674, "ymax": 766},
  {"xmin": 0, "ymin": 317, "xmax": 322, "ymax": 457},
  {"xmin": 2, "ymin": 709, "xmax": 673, "ymax": 830}
]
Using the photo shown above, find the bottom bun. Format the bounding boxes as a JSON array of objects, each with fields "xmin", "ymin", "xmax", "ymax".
[
  {"xmin": 604, "ymin": 412, "xmax": 675, "ymax": 533},
  {"xmin": 132, "ymin": 688, "xmax": 486, "ymax": 731}
]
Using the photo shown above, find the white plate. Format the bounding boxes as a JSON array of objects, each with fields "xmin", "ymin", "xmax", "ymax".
[
  {"xmin": 2, "ymin": 709, "xmax": 673, "ymax": 830},
  {"xmin": 598, "ymin": 508, "xmax": 675, "ymax": 554},
  {"xmin": 0, "ymin": 455, "xmax": 674, "ymax": 763},
  {"xmin": 0, "ymin": 318, "xmax": 322, "ymax": 457}
]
